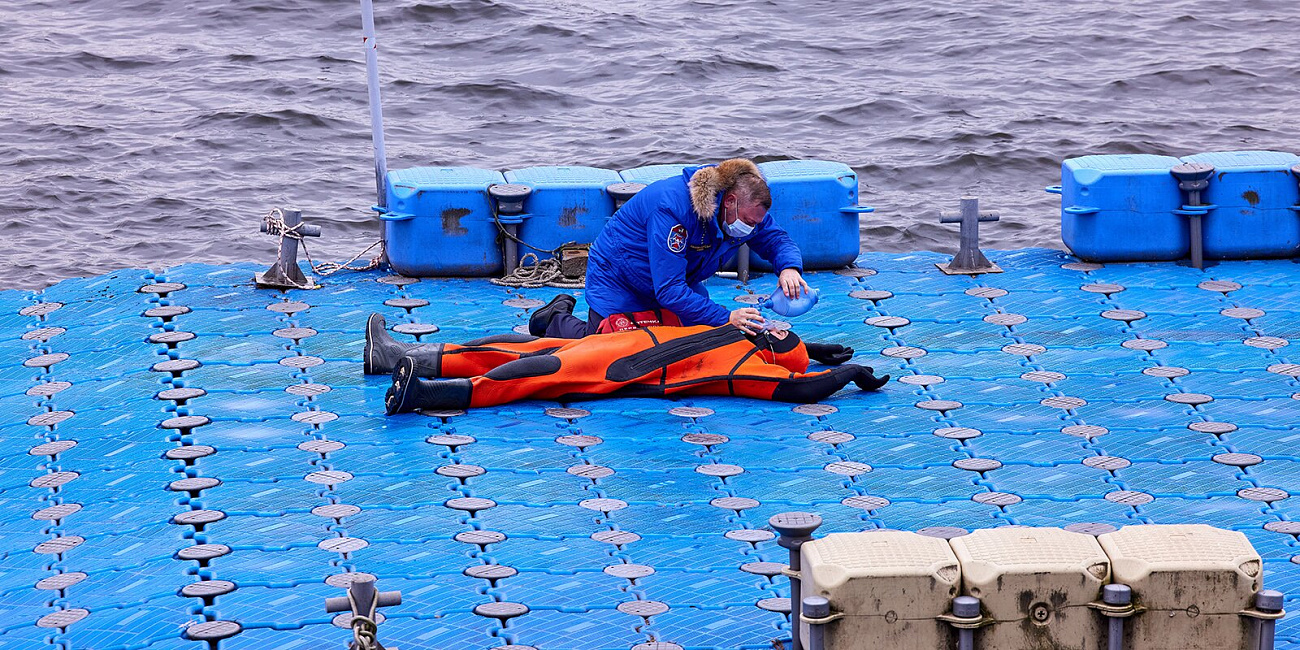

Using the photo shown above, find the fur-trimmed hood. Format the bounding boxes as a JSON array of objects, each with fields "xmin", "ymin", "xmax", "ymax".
[{"xmin": 687, "ymin": 158, "xmax": 762, "ymax": 221}]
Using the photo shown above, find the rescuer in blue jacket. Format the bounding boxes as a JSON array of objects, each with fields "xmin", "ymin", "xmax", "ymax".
[{"xmin": 531, "ymin": 158, "xmax": 808, "ymax": 338}]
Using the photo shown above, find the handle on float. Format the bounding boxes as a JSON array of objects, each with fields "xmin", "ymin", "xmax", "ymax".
[{"xmin": 1064, "ymin": 206, "xmax": 1100, "ymax": 215}]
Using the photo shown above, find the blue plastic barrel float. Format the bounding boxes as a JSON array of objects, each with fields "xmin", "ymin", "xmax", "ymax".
[
  {"xmin": 748, "ymin": 159, "xmax": 872, "ymax": 270},
  {"xmin": 1179, "ymin": 150, "xmax": 1300, "ymax": 259},
  {"xmin": 623, "ymin": 160, "xmax": 870, "ymax": 271},
  {"xmin": 381, "ymin": 166, "xmax": 506, "ymax": 276},
  {"xmin": 1052, "ymin": 154, "xmax": 1188, "ymax": 262},
  {"xmin": 502, "ymin": 166, "xmax": 622, "ymax": 260}
]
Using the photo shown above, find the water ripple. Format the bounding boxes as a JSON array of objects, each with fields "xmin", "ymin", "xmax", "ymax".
[{"xmin": 1, "ymin": 0, "xmax": 1298, "ymax": 290}]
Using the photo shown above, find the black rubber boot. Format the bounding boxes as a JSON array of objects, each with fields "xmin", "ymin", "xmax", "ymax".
[
  {"xmin": 365, "ymin": 313, "xmax": 407, "ymax": 375},
  {"xmin": 364, "ymin": 313, "xmax": 444, "ymax": 376},
  {"xmin": 385, "ymin": 357, "xmax": 473, "ymax": 415},
  {"xmin": 528, "ymin": 294, "xmax": 576, "ymax": 336}
]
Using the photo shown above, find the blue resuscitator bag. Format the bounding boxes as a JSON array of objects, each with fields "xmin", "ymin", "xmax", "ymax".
[{"xmin": 761, "ymin": 287, "xmax": 820, "ymax": 317}]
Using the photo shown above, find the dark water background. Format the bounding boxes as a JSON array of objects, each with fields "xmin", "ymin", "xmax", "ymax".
[{"xmin": 2, "ymin": 0, "xmax": 1297, "ymax": 291}]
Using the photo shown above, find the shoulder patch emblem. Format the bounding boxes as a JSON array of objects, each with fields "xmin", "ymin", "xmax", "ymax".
[{"xmin": 666, "ymin": 224, "xmax": 688, "ymax": 254}]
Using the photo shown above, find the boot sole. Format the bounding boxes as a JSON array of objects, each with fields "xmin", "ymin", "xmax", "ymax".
[{"xmin": 385, "ymin": 357, "xmax": 417, "ymax": 415}]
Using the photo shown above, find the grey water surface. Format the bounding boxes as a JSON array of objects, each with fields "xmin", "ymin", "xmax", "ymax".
[{"xmin": 2, "ymin": 0, "xmax": 1297, "ymax": 290}]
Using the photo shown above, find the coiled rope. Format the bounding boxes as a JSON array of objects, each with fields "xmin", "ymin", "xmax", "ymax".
[
  {"xmin": 488, "ymin": 214, "xmax": 587, "ymax": 288},
  {"xmin": 489, "ymin": 252, "xmax": 587, "ymax": 289}
]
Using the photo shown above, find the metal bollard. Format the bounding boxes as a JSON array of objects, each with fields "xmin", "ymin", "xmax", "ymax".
[
  {"xmin": 258, "ymin": 211, "xmax": 323, "ymax": 239},
  {"xmin": 488, "ymin": 184, "xmax": 532, "ymax": 274},
  {"xmin": 324, "ymin": 573, "xmax": 402, "ymax": 613},
  {"xmin": 1252, "ymin": 590, "xmax": 1284, "ymax": 650},
  {"xmin": 950, "ymin": 595, "xmax": 982, "ymax": 650},
  {"xmin": 1171, "ymin": 162, "xmax": 1215, "ymax": 270},
  {"xmin": 770, "ymin": 512, "xmax": 822, "ymax": 650},
  {"xmin": 1102, "ymin": 584, "xmax": 1131, "ymax": 650},
  {"xmin": 802, "ymin": 596, "xmax": 831, "ymax": 650},
  {"xmin": 936, "ymin": 197, "xmax": 1001, "ymax": 275},
  {"xmin": 605, "ymin": 182, "xmax": 645, "ymax": 212},
  {"xmin": 255, "ymin": 208, "xmax": 321, "ymax": 289},
  {"xmin": 324, "ymin": 574, "xmax": 401, "ymax": 650}
]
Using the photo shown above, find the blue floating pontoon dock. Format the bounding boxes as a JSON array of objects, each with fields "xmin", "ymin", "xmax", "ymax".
[{"xmin": 4, "ymin": 248, "xmax": 1300, "ymax": 649}]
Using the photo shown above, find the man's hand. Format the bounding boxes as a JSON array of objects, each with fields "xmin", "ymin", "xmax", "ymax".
[
  {"xmin": 779, "ymin": 268, "xmax": 810, "ymax": 298},
  {"xmin": 729, "ymin": 307, "xmax": 765, "ymax": 335}
]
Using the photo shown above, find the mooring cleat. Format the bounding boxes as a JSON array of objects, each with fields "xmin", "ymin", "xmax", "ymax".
[{"xmin": 528, "ymin": 294, "xmax": 576, "ymax": 336}]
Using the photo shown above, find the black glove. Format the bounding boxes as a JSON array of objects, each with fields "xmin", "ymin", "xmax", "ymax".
[
  {"xmin": 806, "ymin": 342, "xmax": 854, "ymax": 365},
  {"xmin": 847, "ymin": 364, "xmax": 889, "ymax": 391}
]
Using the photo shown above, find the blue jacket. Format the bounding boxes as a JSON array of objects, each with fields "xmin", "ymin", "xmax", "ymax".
[{"xmin": 586, "ymin": 165, "xmax": 803, "ymax": 326}]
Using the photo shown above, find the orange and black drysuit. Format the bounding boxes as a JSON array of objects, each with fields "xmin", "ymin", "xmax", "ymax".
[{"xmin": 370, "ymin": 316, "xmax": 887, "ymax": 413}]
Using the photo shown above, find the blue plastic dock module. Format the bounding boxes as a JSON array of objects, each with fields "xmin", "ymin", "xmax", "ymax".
[
  {"xmin": 619, "ymin": 164, "xmax": 690, "ymax": 185},
  {"xmin": 747, "ymin": 159, "xmax": 870, "ymax": 271},
  {"xmin": 503, "ymin": 165, "xmax": 622, "ymax": 259},
  {"xmin": 1057, "ymin": 154, "xmax": 1188, "ymax": 262},
  {"xmin": 1180, "ymin": 150, "xmax": 1300, "ymax": 260},
  {"xmin": 382, "ymin": 166, "xmax": 506, "ymax": 276},
  {"xmin": 7, "ymin": 248, "xmax": 1300, "ymax": 650}
]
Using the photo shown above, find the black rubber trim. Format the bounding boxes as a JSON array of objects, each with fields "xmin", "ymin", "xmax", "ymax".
[
  {"xmin": 605, "ymin": 327, "xmax": 747, "ymax": 382},
  {"xmin": 484, "ymin": 355, "xmax": 563, "ymax": 381},
  {"xmin": 462, "ymin": 333, "xmax": 539, "ymax": 346}
]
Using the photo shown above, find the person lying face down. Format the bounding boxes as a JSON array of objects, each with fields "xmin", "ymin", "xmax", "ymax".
[{"xmin": 363, "ymin": 314, "xmax": 888, "ymax": 414}]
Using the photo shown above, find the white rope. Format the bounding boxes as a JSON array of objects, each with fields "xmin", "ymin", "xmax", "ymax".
[
  {"xmin": 263, "ymin": 208, "xmax": 384, "ymax": 280},
  {"xmin": 262, "ymin": 208, "xmax": 584, "ymax": 289}
]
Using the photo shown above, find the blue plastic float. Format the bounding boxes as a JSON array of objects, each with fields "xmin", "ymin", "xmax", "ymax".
[
  {"xmin": 1055, "ymin": 150, "xmax": 1300, "ymax": 263},
  {"xmin": 380, "ymin": 166, "xmax": 506, "ymax": 276},
  {"xmin": 1054, "ymin": 154, "xmax": 1188, "ymax": 262},
  {"xmin": 618, "ymin": 163, "xmax": 689, "ymax": 185},
  {"xmin": 1180, "ymin": 150, "xmax": 1300, "ymax": 260},
  {"xmin": 378, "ymin": 160, "xmax": 872, "ymax": 277},
  {"xmin": 503, "ymin": 165, "xmax": 622, "ymax": 260},
  {"xmin": 741, "ymin": 160, "xmax": 873, "ymax": 271}
]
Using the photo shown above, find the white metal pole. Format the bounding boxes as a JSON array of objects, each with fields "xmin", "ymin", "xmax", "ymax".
[{"xmin": 361, "ymin": 0, "xmax": 389, "ymax": 211}]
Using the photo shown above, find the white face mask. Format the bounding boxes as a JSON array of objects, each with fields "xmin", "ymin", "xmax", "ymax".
[{"xmin": 724, "ymin": 206, "xmax": 754, "ymax": 238}]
